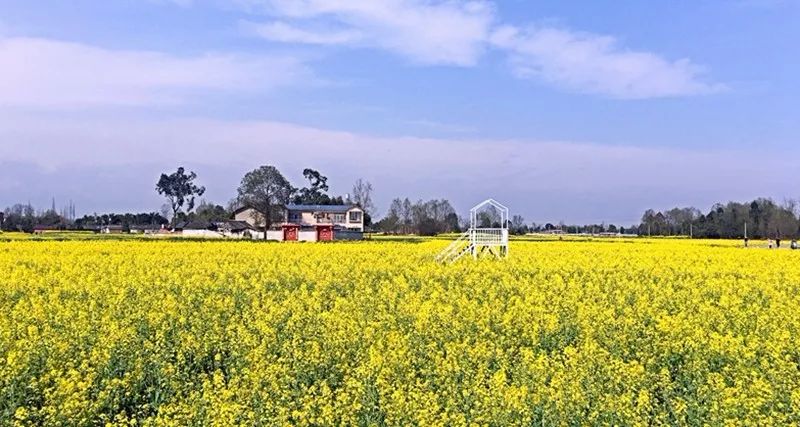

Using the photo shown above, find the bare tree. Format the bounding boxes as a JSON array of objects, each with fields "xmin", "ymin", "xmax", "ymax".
[
  {"xmin": 511, "ymin": 214, "xmax": 526, "ymax": 235},
  {"xmin": 160, "ymin": 204, "xmax": 172, "ymax": 224},
  {"xmin": 351, "ymin": 179, "xmax": 375, "ymax": 216}
]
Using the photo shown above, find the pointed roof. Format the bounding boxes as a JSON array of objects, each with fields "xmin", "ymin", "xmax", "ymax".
[{"xmin": 470, "ymin": 198, "xmax": 509, "ymax": 214}]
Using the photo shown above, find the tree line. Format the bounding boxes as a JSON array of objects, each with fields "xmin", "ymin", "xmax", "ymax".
[
  {"xmin": 638, "ymin": 198, "xmax": 800, "ymax": 239},
  {"xmin": 374, "ymin": 198, "xmax": 460, "ymax": 235}
]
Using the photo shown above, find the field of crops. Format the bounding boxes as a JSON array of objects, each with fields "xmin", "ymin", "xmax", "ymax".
[{"xmin": 2, "ymin": 238, "xmax": 799, "ymax": 425}]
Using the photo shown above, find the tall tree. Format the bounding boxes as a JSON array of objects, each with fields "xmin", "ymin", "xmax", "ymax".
[
  {"xmin": 156, "ymin": 167, "xmax": 205, "ymax": 225},
  {"xmin": 293, "ymin": 168, "xmax": 333, "ymax": 205},
  {"xmin": 237, "ymin": 165, "xmax": 294, "ymax": 239},
  {"xmin": 351, "ymin": 179, "xmax": 375, "ymax": 221},
  {"xmin": 401, "ymin": 198, "xmax": 412, "ymax": 234}
]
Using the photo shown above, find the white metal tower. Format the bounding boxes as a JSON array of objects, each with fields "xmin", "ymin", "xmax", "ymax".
[{"xmin": 436, "ymin": 198, "xmax": 509, "ymax": 263}]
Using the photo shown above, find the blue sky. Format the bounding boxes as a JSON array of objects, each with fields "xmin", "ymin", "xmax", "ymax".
[{"xmin": 1, "ymin": 0, "xmax": 799, "ymax": 224}]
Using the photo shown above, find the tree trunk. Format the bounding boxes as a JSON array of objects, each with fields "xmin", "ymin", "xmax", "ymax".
[{"xmin": 262, "ymin": 208, "xmax": 270, "ymax": 240}]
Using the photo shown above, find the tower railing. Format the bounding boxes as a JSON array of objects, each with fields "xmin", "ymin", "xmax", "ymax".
[{"xmin": 470, "ymin": 228, "xmax": 507, "ymax": 246}]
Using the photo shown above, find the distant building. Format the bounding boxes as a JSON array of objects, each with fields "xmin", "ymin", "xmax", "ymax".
[
  {"xmin": 100, "ymin": 225, "xmax": 124, "ymax": 234},
  {"xmin": 284, "ymin": 204, "xmax": 364, "ymax": 232},
  {"xmin": 173, "ymin": 220, "xmax": 255, "ymax": 239},
  {"xmin": 233, "ymin": 204, "xmax": 364, "ymax": 241},
  {"xmin": 215, "ymin": 221, "xmax": 255, "ymax": 239},
  {"xmin": 129, "ymin": 224, "xmax": 164, "ymax": 234},
  {"xmin": 179, "ymin": 220, "xmax": 217, "ymax": 237},
  {"xmin": 33, "ymin": 225, "xmax": 60, "ymax": 234}
]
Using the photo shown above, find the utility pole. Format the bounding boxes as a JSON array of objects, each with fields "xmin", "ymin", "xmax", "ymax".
[{"xmin": 690, "ymin": 223, "xmax": 693, "ymax": 239}]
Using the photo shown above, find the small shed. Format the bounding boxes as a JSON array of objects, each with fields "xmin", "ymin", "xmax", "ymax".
[
  {"xmin": 316, "ymin": 224, "xmax": 333, "ymax": 241},
  {"xmin": 282, "ymin": 224, "xmax": 299, "ymax": 241}
]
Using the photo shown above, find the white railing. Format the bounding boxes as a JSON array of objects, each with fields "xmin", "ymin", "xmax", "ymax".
[{"xmin": 471, "ymin": 228, "xmax": 508, "ymax": 246}]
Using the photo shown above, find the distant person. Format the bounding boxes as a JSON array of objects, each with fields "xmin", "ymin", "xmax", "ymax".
[
  {"xmin": 791, "ymin": 240, "xmax": 798, "ymax": 250},
  {"xmin": 768, "ymin": 239, "xmax": 774, "ymax": 249},
  {"xmin": 776, "ymin": 238, "xmax": 781, "ymax": 248}
]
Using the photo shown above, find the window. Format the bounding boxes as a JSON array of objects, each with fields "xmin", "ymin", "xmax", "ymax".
[
  {"xmin": 333, "ymin": 213, "xmax": 345, "ymax": 223},
  {"xmin": 349, "ymin": 211, "xmax": 362, "ymax": 223},
  {"xmin": 288, "ymin": 211, "xmax": 300, "ymax": 222}
]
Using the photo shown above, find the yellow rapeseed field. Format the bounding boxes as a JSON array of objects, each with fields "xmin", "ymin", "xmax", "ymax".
[{"xmin": 1, "ymin": 238, "xmax": 799, "ymax": 425}]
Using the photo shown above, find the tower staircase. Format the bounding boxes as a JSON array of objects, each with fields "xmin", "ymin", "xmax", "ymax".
[{"xmin": 435, "ymin": 230, "xmax": 473, "ymax": 263}]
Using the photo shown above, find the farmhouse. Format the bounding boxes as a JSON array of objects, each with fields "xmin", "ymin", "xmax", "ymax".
[
  {"xmin": 216, "ymin": 220, "xmax": 255, "ymax": 238},
  {"xmin": 176, "ymin": 220, "xmax": 217, "ymax": 237},
  {"xmin": 129, "ymin": 224, "xmax": 164, "ymax": 234},
  {"xmin": 33, "ymin": 225, "xmax": 61, "ymax": 234},
  {"xmin": 233, "ymin": 204, "xmax": 365, "ymax": 241},
  {"xmin": 174, "ymin": 220, "xmax": 256, "ymax": 239},
  {"xmin": 100, "ymin": 225, "xmax": 124, "ymax": 234}
]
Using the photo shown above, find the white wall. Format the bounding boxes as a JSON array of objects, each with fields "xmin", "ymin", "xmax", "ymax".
[
  {"xmin": 266, "ymin": 230, "xmax": 283, "ymax": 241},
  {"xmin": 298, "ymin": 230, "xmax": 317, "ymax": 242},
  {"xmin": 234, "ymin": 208, "xmax": 264, "ymax": 228},
  {"xmin": 182, "ymin": 230, "xmax": 224, "ymax": 238}
]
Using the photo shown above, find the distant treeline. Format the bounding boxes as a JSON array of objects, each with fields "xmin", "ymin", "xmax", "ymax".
[
  {"xmin": 5, "ymin": 192, "xmax": 798, "ymax": 239},
  {"xmin": 0, "ymin": 201, "xmax": 230, "ymax": 232},
  {"xmin": 374, "ymin": 198, "xmax": 461, "ymax": 235},
  {"xmin": 637, "ymin": 198, "xmax": 800, "ymax": 239}
]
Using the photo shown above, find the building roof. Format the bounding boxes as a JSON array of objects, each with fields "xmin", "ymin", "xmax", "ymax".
[
  {"xmin": 231, "ymin": 206, "xmax": 253, "ymax": 216},
  {"xmin": 182, "ymin": 220, "xmax": 215, "ymax": 230},
  {"xmin": 286, "ymin": 204, "xmax": 359, "ymax": 213},
  {"xmin": 33, "ymin": 225, "xmax": 60, "ymax": 231},
  {"xmin": 129, "ymin": 224, "xmax": 163, "ymax": 230},
  {"xmin": 215, "ymin": 220, "xmax": 254, "ymax": 231}
]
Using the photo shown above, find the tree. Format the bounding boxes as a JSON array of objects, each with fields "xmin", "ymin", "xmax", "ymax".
[
  {"xmin": 160, "ymin": 204, "xmax": 172, "ymax": 224},
  {"xmin": 293, "ymin": 168, "xmax": 333, "ymax": 205},
  {"xmin": 237, "ymin": 165, "xmax": 294, "ymax": 239},
  {"xmin": 477, "ymin": 206, "xmax": 501, "ymax": 228},
  {"xmin": 1, "ymin": 203, "xmax": 35, "ymax": 232},
  {"xmin": 377, "ymin": 197, "xmax": 460, "ymax": 234},
  {"xmin": 401, "ymin": 198, "xmax": 413, "ymax": 234},
  {"xmin": 382, "ymin": 198, "xmax": 403, "ymax": 233},
  {"xmin": 156, "ymin": 167, "xmax": 205, "ymax": 225},
  {"xmin": 193, "ymin": 200, "xmax": 229, "ymax": 222},
  {"xmin": 351, "ymin": 179, "xmax": 375, "ymax": 225},
  {"xmin": 510, "ymin": 214, "xmax": 527, "ymax": 235}
]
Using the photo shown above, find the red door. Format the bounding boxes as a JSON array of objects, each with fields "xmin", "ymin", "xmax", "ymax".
[
  {"xmin": 317, "ymin": 225, "xmax": 333, "ymax": 241},
  {"xmin": 283, "ymin": 226, "xmax": 298, "ymax": 241}
]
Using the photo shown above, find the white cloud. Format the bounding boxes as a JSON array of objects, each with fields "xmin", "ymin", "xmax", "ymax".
[
  {"xmin": 0, "ymin": 37, "xmax": 312, "ymax": 108},
  {"xmin": 245, "ymin": 21, "xmax": 362, "ymax": 45},
  {"xmin": 238, "ymin": 1, "xmax": 723, "ymax": 98},
  {"xmin": 245, "ymin": 0, "xmax": 495, "ymax": 66},
  {"xmin": 490, "ymin": 25, "xmax": 725, "ymax": 99}
]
